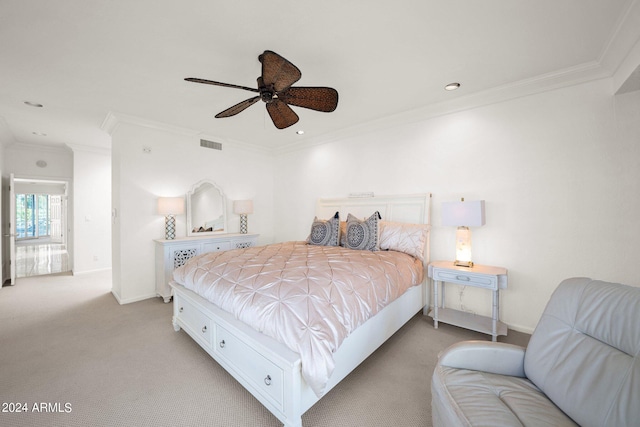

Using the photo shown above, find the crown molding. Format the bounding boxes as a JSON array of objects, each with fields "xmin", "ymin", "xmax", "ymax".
[
  {"xmin": 274, "ymin": 60, "xmax": 611, "ymax": 156},
  {"xmin": 65, "ymin": 143, "xmax": 111, "ymax": 155},
  {"xmin": 608, "ymin": 1, "xmax": 640, "ymax": 92},
  {"xmin": 0, "ymin": 115, "xmax": 17, "ymax": 148},
  {"xmin": 6, "ymin": 140, "xmax": 73, "ymax": 154},
  {"xmin": 599, "ymin": 0, "xmax": 640, "ymax": 74},
  {"xmin": 101, "ymin": 111, "xmax": 200, "ymax": 137},
  {"xmin": 99, "ymin": 111, "xmax": 119, "ymax": 136},
  {"xmin": 101, "ymin": 111, "xmax": 272, "ymax": 155}
]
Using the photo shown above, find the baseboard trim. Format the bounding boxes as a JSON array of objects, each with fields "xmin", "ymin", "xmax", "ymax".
[
  {"xmin": 111, "ymin": 290, "xmax": 158, "ymax": 305},
  {"xmin": 72, "ymin": 267, "xmax": 112, "ymax": 276}
]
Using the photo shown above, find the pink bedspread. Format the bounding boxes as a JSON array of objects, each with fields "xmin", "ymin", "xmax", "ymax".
[{"xmin": 172, "ymin": 241, "xmax": 424, "ymax": 396}]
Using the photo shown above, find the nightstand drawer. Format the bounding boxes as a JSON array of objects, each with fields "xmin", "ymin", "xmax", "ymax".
[{"xmin": 432, "ymin": 269, "xmax": 498, "ymax": 290}]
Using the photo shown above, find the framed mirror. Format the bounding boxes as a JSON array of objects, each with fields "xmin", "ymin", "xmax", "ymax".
[{"xmin": 186, "ymin": 180, "xmax": 227, "ymax": 236}]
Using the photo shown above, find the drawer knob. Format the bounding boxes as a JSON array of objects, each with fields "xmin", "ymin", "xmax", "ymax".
[
  {"xmin": 179, "ymin": 307, "xmax": 184, "ymax": 313},
  {"xmin": 202, "ymin": 325, "xmax": 207, "ymax": 333},
  {"xmin": 264, "ymin": 375, "xmax": 272, "ymax": 386},
  {"xmin": 219, "ymin": 340, "xmax": 225, "ymax": 348},
  {"xmin": 456, "ymin": 275, "xmax": 470, "ymax": 281}
]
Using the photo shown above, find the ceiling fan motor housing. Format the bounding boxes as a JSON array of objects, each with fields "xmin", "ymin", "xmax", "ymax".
[{"xmin": 257, "ymin": 77, "xmax": 275, "ymax": 102}]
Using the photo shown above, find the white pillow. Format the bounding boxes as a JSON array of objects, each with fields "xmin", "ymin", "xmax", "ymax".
[{"xmin": 379, "ymin": 221, "xmax": 429, "ymax": 261}]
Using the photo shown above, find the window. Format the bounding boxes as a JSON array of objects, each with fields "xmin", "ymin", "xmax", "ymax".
[
  {"xmin": 37, "ymin": 194, "xmax": 49, "ymax": 236},
  {"xmin": 15, "ymin": 193, "xmax": 51, "ymax": 239}
]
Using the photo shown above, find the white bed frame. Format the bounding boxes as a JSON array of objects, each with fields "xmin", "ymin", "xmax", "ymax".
[{"xmin": 170, "ymin": 193, "xmax": 431, "ymax": 427}]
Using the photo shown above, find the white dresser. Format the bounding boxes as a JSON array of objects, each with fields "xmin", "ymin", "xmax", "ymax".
[{"xmin": 155, "ymin": 233, "xmax": 259, "ymax": 302}]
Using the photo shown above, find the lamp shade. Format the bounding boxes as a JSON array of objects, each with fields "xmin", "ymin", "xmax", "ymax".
[
  {"xmin": 233, "ymin": 200, "xmax": 253, "ymax": 215},
  {"xmin": 442, "ymin": 200, "xmax": 485, "ymax": 227},
  {"xmin": 157, "ymin": 197, "xmax": 185, "ymax": 215}
]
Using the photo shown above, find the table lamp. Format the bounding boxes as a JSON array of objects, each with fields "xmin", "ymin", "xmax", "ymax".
[
  {"xmin": 442, "ymin": 198, "xmax": 485, "ymax": 267},
  {"xmin": 233, "ymin": 200, "xmax": 253, "ymax": 234},
  {"xmin": 157, "ymin": 197, "xmax": 185, "ymax": 240}
]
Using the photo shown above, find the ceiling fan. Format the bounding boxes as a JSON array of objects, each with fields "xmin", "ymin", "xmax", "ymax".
[{"xmin": 185, "ymin": 50, "xmax": 339, "ymax": 129}]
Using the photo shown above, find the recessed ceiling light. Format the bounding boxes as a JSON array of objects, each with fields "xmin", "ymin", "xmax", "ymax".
[
  {"xmin": 296, "ymin": 130, "xmax": 304, "ymax": 135},
  {"xmin": 444, "ymin": 83, "xmax": 461, "ymax": 91},
  {"xmin": 24, "ymin": 101, "xmax": 44, "ymax": 107},
  {"xmin": 32, "ymin": 132, "xmax": 47, "ymax": 136}
]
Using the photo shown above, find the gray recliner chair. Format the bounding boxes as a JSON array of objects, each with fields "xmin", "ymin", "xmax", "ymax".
[{"xmin": 431, "ymin": 277, "xmax": 640, "ymax": 427}]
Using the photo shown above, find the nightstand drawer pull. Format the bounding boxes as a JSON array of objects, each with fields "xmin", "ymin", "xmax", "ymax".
[
  {"xmin": 179, "ymin": 306, "xmax": 184, "ymax": 313},
  {"xmin": 202, "ymin": 325, "xmax": 207, "ymax": 333},
  {"xmin": 219, "ymin": 340, "xmax": 225, "ymax": 348},
  {"xmin": 264, "ymin": 375, "xmax": 272, "ymax": 386},
  {"xmin": 456, "ymin": 275, "xmax": 470, "ymax": 281}
]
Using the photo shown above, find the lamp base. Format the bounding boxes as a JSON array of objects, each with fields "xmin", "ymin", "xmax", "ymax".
[
  {"xmin": 165, "ymin": 214, "xmax": 176, "ymax": 240},
  {"xmin": 454, "ymin": 226, "xmax": 473, "ymax": 268},
  {"xmin": 239, "ymin": 214, "xmax": 248, "ymax": 234},
  {"xmin": 454, "ymin": 260, "xmax": 474, "ymax": 268}
]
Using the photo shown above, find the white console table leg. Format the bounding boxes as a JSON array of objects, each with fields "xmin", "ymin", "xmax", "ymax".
[
  {"xmin": 491, "ymin": 289, "xmax": 499, "ymax": 341},
  {"xmin": 433, "ymin": 279, "xmax": 439, "ymax": 329}
]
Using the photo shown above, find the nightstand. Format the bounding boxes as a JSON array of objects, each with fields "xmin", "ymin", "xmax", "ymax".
[{"xmin": 428, "ymin": 260, "xmax": 508, "ymax": 341}]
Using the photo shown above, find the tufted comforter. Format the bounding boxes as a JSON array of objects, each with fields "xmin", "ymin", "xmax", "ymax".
[{"xmin": 172, "ymin": 241, "xmax": 424, "ymax": 397}]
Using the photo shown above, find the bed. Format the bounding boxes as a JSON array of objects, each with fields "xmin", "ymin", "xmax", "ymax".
[{"xmin": 169, "ymin": 194, "xmax": 431, "ymax": 427}]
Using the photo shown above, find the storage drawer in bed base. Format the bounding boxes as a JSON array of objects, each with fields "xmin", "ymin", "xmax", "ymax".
[{"xmin": 171, "ymin": 282, "xmax": 299, "ymax": 419}]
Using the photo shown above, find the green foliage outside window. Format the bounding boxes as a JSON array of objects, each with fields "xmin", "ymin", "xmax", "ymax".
[{"xmin": 15, "ymin": 194, "xmax": 50, "ymax": 239}]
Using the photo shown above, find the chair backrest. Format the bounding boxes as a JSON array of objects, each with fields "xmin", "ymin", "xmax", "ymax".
[{"xmin": 524, "ymin": 277, "xmax": 640, "ymax": 427}]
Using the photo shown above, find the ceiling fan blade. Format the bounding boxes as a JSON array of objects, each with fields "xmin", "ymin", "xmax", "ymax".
[
  {"xmin": 215, "ymin": 96, "xmax": 261, "ymax": 118},
  {"xmin": 266, "ymin": 99, "xmax": 299, "ymax": 129},
  {"xmin": 280, "ymin": 87, "xmax": 339, "ymax": 112},
  {"xmin": 185, "ymin": 78, "xmax": 259, "ymax": 93},
  {"xmin": 259, "ymin": 50, "xmax": 302, "ymax": 92}
]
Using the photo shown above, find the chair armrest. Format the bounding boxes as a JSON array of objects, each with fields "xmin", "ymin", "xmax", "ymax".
[{"xmin": 437, "ymin": 340, "xmax": 527, "ymax": 377}]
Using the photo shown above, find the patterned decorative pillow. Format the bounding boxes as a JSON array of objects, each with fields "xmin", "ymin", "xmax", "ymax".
[
  {"xmin": 379, "ymin": 221, "xmax": 430, "ymax": 261},
  {"xmin": 344, "ymin": 211, "xmax": 381, "ymax": 251},
  {"xmin": 308, "ymin": 212, "xmax": 341, "ymax": 246}
]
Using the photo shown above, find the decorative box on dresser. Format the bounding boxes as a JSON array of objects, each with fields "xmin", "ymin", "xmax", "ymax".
[{"xmin": 155, "ymin": 233, "xmax": 259, "ymax": 303}]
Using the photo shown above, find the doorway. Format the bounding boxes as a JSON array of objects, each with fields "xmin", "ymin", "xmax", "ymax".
[{"xmin": 13, "ymin": 179, "xmax": 69, "ymax": 278}]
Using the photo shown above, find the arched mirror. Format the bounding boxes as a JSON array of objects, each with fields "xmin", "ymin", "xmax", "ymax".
[{"xmin": 186, "ymin": 180, "xmax": 227, "ymax": 236}]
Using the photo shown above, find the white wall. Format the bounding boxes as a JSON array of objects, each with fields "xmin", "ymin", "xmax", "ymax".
[
  {"xmin": 273, "ymin": 78, "xmax": 640, "ymax": 333},
  {"xmin": 71, "ymin": 145, "xmax": 111, "ymax": 274},
  {"xmin": 110, "ymin": 120, "xmax": 275, "ymax": 303}
]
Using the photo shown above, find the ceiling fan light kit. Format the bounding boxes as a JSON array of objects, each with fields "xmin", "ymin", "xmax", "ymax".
[{"xmin": 186, "ymin": 50, "xmax": 338, "ymax": 129}]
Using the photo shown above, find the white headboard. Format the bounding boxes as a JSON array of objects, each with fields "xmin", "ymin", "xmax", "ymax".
[
  {"xmin": 316, "ymin": 193, "xmax": 431, "ymax": 225},
  {"xmin": 315, "ymin": 193, "xmax": 432, "ymax": 262}
]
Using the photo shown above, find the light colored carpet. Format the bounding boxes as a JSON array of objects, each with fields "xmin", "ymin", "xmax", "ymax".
[{"xmin": 0, "ymin": 271, "xmax": 529, "ymax": 427}]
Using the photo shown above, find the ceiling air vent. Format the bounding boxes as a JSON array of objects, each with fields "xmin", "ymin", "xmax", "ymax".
[{"xmin": 200, "ymin": 139, "xmax": 222, "ymax": 151}]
